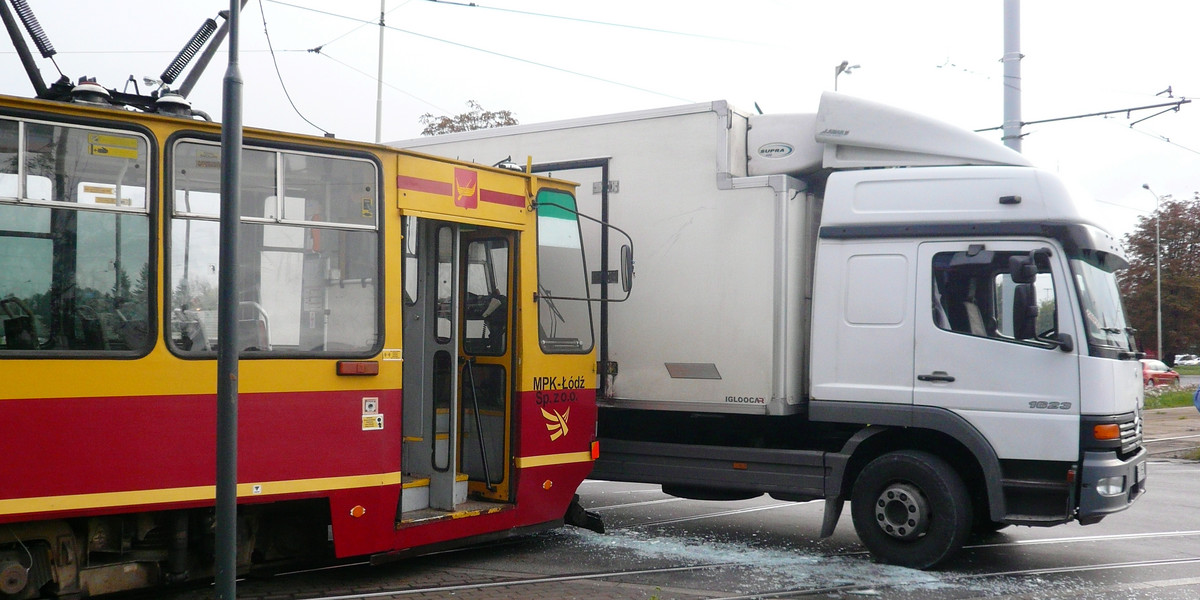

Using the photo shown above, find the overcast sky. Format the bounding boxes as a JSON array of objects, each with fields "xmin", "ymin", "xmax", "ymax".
[{"xmin": 2, "ymin": 0, "xmax": 1197, "ymax": 241}]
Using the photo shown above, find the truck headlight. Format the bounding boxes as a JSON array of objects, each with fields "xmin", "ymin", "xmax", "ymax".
[{"xmin": 1095, "ymin": 476, "xmax": 1126, "ymax": 496}]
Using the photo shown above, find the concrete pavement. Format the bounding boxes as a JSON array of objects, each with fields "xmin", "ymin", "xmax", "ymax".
[{"xmin": 1143, "ymin": 404, "xmax": 1200, "ymax": 458}]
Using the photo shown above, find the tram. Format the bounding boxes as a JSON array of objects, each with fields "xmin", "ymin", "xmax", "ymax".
[{"xmin": 0, "ymin": 72, "xmax": 605, "ymax": 600}]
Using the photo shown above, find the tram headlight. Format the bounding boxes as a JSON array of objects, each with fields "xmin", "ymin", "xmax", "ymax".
[{"xmin": 1095, "ymin": 476, "xmax": 1126, "ymax": 497}]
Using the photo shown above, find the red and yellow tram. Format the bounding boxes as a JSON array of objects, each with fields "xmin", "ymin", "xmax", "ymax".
[{"xmin": 0, "ymin": 92, "xmax": 599, "ymax": 598}]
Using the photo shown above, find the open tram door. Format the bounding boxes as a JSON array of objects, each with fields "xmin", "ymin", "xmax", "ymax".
[{"xmin": 399, "ymin": 216, "xmax": 515, "ymax": 522}]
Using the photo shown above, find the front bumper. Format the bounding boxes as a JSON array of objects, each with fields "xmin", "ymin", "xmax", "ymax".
[{"xmin": 1077, "ymin": 447, "xmax": 1147, "ymax": 524}]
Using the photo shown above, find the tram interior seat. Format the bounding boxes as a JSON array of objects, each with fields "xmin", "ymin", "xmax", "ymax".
[
  {"xmin": 80, "ymin": 314, "xmax": 108, "ymax": 350},
  {"xmin": 3, "ymin": 316, "xmax": 36, "ymax": 349}
]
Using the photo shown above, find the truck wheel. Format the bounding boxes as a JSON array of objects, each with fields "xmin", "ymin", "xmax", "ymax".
[{"xmin": 850, "ymin": 450, "xmax": 972, "ymax": 569}]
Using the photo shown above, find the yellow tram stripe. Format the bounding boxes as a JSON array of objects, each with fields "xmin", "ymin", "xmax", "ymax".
[
  {"xmin": 514, "ymin": 451, "xmax": 594, "ymax": 469},
  {"xmin": 0, "ymin": 472, "xmax": 403, "ymax": 516}
]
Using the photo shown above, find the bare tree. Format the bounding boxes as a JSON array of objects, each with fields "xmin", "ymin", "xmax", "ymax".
[{"xmin": 419, "ymin": 100, "xmax": 517, "ymax": 136}]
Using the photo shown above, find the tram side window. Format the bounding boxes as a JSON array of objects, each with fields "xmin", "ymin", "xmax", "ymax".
[
  {"xmin": 169, "ymin": 141, "xmax": 379, "ymax": 355},
  {"xmin": 535, "ymin": 189, "xmax": 594, "ymax": 354},
  {"xmin": 0, "ymin": 118, "xmax": 151, "ymax": 353}
]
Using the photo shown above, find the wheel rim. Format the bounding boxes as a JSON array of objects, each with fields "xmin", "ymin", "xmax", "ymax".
[{"xmin": 873, "ymin": 482, "xmax": 930, "ymax": 541}]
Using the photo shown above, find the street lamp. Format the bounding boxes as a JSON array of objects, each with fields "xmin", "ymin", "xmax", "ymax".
[
  {"xmin": 1142, "ymin": 184, "xmax": 1162, "ymax": 361},
  {"xmin": 834, "ymin": 60, "xmax": 859, "ymax": 91}
]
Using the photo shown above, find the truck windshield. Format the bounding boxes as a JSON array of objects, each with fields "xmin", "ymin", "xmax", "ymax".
[{"xmin": 1069, "ymin": 251, "xmax": 1134, "ymax": 355}]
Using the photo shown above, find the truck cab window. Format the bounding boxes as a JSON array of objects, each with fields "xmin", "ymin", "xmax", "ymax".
[{"xmin": 932, "ymin": 249, "xmax": 1056, "ymax": 345}]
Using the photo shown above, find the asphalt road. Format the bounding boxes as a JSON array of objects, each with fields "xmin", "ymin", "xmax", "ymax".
[{"xmin": 141, "ymin": 455, "xmax": 1200, "ymax": 600}]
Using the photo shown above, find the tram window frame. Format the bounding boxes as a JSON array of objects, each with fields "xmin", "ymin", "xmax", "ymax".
[
  {"xmin": 534, "ymin": 189, "xmax": 594, "ymax": 354},
  {"xmin": 0, "ymin": 116, "xmax": 154, "ymax": 356},
  {"xmin": 167, "ymin": 137, "xmax": 383, "ymax": 358}
]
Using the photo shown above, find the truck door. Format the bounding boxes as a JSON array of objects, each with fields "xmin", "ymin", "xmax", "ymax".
[{"xmin": 914, "ymin": 241, "xmax": 1081, "ymax": 462}]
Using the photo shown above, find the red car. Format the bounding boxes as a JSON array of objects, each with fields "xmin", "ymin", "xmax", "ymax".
[{"xmin": 1141, "ymin": 359, "xmax": 1180, "ymax": 387}]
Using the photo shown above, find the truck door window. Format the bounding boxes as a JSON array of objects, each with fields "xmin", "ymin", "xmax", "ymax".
[{"xmin": 932, "ymin": 249, "xmax": 1056, "ymax": 345}]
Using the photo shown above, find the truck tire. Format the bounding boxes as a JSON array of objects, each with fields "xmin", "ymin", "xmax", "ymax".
[{"xmin": 850, "ymin": 450, "xmax": 972, "ymax": 569}]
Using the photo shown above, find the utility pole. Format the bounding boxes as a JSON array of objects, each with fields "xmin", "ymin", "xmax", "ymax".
[
  {"xmin": 1002, "ymin": 0, "xmax": 1022, "ymax": 151},
  {"xmin": 1142, "ymin": 184, "xmax": 1162, "ymax": 362},
  {"xmin": 374, "ymin": 0, "xmax": 385, "ymax": 143},
  {"xmin": 216, "ymin": 0, "xmax": 243, "ymax": 597}
]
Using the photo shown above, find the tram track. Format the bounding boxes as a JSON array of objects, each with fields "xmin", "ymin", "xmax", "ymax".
[
  {"xmin": 262, "ymin": 510, "xmax": 1200, "ymax": 600},
  {"xmin": 131, "ymin": 472, "xmax": 1200, "ymax": 600},
  {"xmin": 133, "ymin": 517, "xmax": 1200, "ymax": 600},
  {"xmin": 246, "ymin": 538, "xmax": 1200, "ymax": 600},
  {"xmin": 710, "ymin": 556, "xmax": 1200, "ymax": 599},
  {"xmin": 284, "ymin": 562, "xmax": 736, "ymax": 600}
]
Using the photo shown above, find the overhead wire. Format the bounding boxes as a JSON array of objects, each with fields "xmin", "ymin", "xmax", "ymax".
[
  {"xmin": 265, "ymin": 0, "xmax": 695, "ymax": 104},
  {"xmin": 257, "ymin": 0, "xmax": 331, "ymax": 135},
  {"xmin": 309, "ymin": 48, "xmax": 451, "ymax": 114},
  {"xmin": 421, "ymin": 0, "xmax": 753, "ymax": 44},
  {"xmin": 308, "ymin": 0, "xmax": 414, "ymax": 56}
]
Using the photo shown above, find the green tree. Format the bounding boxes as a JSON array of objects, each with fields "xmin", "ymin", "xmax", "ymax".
[
  {"xmin": 418, "ymin": 100, "xmax": 517, "ymax": 136},
  {"xmin": 1118, "ymin": 194, "xmax": 1200, "ymax": 362}
]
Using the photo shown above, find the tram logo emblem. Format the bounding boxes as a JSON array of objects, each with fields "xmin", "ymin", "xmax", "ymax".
[
  {"xmin": 542, "ymin": 407, "xmax": 570, "ymax": 441},
  {"xmin": 454, "ymin": 168, "xmax": 478, "ymax": 209}
]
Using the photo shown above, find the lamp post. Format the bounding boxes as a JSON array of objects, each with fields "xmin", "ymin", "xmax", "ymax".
[
  {"xmin": 1142, "ymin": 184, "xmax": 1162, "ymax": 361},
  {"xmin": 834, "ymin": 60, "xmax": 859, "ymax": 91}
]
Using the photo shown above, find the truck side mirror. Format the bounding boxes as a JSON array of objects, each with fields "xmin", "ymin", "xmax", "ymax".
[
  {"xmin": 1012, "ymin": 283, "xmax": 1038, "ymax": 340},
  {"xmin": 1008, "ymin": 255, "xmax": 1037, "ymax": 284},
  {"xmin": 620, "ymin": 244, "xmax": 634, "ymax": 294}
]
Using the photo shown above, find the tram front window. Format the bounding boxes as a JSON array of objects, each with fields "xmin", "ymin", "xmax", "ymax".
[{"xmin": 535, "ymin": 189, "xmax": 593, "ymax": 354}]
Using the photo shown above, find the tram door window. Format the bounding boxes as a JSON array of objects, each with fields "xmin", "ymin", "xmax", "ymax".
[
  {"xmin": 168, "ymin": 141, "xmax": 379, "ymax": 356},
  {"xmin": 0, "ymin": 118, "xmax": 151, "ymax": 353},
  {"xmin": 461, "ymin": 235, "xmax": 513, "ymax": 500}
]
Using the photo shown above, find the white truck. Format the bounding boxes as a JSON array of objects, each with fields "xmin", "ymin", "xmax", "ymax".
[{"xmin": 398, "ymin": 93, "xmax": 1148, "ymax": 568}]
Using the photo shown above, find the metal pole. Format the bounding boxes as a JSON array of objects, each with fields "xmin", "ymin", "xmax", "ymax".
[
  {"xmin": 1156, "ymin": 206, "xmax": 1162, "ymax": 361},
  {"xmin": 216, "ymin": 0, "xmax": 243, "ymax": 597},
  {"xmin": 1143, "ymin": 184, "xmax": 1162, "ymax": 361},
  {"xmin": 1002, "ymin": 0, "xmax": 1022, "ymax": 151},
  {"xmin": 374, "ymin": 0, "xmax": 385, "ymax": 143}
]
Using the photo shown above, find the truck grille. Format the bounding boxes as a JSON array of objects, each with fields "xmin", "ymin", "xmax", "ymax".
[{"xmin": 1119, "ymin": 413, "xmax": 1142, "ymax": 456}]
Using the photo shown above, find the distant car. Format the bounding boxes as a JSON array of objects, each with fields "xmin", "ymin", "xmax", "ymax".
[
  {"xmin": 1141, "ymin": 359, "xmax": 1180, "ymax": 387},
  {"xmin": 1176, "ymin": 355, "xmax": 1200, "ymax": 366}
]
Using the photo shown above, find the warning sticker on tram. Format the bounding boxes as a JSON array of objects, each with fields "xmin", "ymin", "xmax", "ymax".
[
  {"xmin": 362, "ymin": 415, "xmax": 384, "ymax": 430},
  {"xmin": 88, "ymin": 134, "xmax": 140, "ymax": 159}
]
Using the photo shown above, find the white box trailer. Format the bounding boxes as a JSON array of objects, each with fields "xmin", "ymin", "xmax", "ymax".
[
  {"xmin": 405, "ymin": 102, "xmax": 817, "ymax": 415},
  {"xmin": 397, "ymin": 93, "xmax": 1148, "ymax": 568}
]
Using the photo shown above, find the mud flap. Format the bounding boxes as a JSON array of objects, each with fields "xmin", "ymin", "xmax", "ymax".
[
  {"xmin": 564, "ymin": 494, "xmax": 604, "ymax": 533},
  {"xmin": 820, "ymin": 497, "xmax": 844, "ymax": 538}
]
